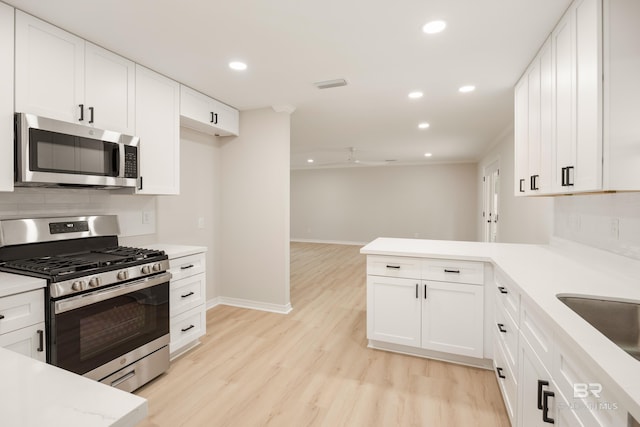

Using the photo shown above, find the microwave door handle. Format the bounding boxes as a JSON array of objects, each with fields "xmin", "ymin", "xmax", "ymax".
[{"xmin": 113, "ymin": 145, "xmax": 121, "ymax": 177}]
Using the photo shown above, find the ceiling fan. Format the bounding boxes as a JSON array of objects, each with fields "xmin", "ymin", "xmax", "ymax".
[{"xmin": 312, "ymin": 147, "xmax": 389, "ymax": 167}]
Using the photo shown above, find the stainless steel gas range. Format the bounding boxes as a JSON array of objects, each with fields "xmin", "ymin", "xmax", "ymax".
[{"xmin": 0, "ymin": 215, "xmax": 170, "ymax": 392}]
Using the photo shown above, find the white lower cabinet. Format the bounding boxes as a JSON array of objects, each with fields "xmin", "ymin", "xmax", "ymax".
[
  {"xmin": 0, "ymin": 289, "xmax": 46, "ymax": 361},
  {"xmin": 0, "ymin": 322, "xmax": 46, "ymax": 362},
  {"xmin": 366, "ymin": 256, "xmax": 484, "ymax": 361},
  {"xmin": 496, "ymin": 292, "xmax": 629, "ymax": 426},
  {"xmin": 167, "ymin": 250, "xmax": 207, "ymax": 359},
  {"xmin": 367, "ymin": 276, "xmax": 421, "ymax": 347},
  {"xmin": 421, "ymin": 280, "xmax": 483, "ymax": 358},
  {"xmin": 0, "ymin": 2, "xmax": 13, "ymax": 192}
]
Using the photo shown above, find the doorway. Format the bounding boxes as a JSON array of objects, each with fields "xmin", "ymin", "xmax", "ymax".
[{"xmin": 483, "ymin": 159, "xmax": 500, "ymax": 242}]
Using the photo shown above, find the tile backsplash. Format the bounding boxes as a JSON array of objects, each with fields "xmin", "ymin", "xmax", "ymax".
[
  {"xmin": 555, "ymin": 192, "xmax": 640, "ymax": 260},
  {"xmin": 0, "ymin": 187, "xmax": 157, "ymax": 237}
]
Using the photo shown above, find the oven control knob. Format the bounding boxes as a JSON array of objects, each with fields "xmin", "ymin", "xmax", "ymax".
[
  {"xmin": 71, "ymin": 281, "xmax": 86, "ymax": 291},
  {"xmin": 88, "ymin": 277, "xmax": 102, "ymax": 288},
  {"xmin": 152, "ymin": 263, "xmax": 162, "ymax": 272},
  {"xmin": 141, "ymin": 265, "xmax": 151, "ymax": 274},
  {"xmin": 117, "ymin": 270, "xmax": 129, "ymax": 280}
]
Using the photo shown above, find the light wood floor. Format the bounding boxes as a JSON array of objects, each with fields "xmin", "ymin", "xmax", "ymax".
[{"xmin": 136, "ymin": 242, "xmax": 510, "ymax": 426}]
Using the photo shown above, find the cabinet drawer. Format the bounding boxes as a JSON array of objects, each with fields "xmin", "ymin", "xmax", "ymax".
[
  {"xmin": 520, "ymin": 300, "xmax": 554, "ymax": 372},
  {"xmin": 0, "ymin": 290, "xmax": 44, "ymax": 335},
  {"xmin": 0, "ymin": 322, "xmax": 46, "ymax": 362},
  {"xmin": 367, "ymin": 256, "xmax": 421, "ymax": 279},
  {"xmin": 422, "ymin": 258, "xmax": 483, "ymax": 285},
  {"xmin": 169, "ymin": 253, "xmax": 206, "ymax": 281},
  {"xmin": 493, "ymin": 337, "xmax": 517, "ymax": 424},
  {"xmin": 554, "ymin": 343, "xmax": 627, "ymax": 427},
  {"xmin": 495, "ymin": 303, "xmax": 519, "ymax": 370},
  {"xmin": 170, "ymin": 305, "xmax": 206, "ymax": 354},
  {"xmin": 495, "ymin": 269, "xmax": 520, "ymax": 321},
  {"xmin": 170, "ymin": 273, "xmax": 205, "ymax": 316}
]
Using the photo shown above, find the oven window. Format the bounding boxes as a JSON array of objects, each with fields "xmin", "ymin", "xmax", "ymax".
[
  {"xmin": 50, "ymin": 282, "xmax": 169, "ymax": 376},
  {"xmin": 29, "ymin": 128, "xmax": 118, "ymax": 176}
]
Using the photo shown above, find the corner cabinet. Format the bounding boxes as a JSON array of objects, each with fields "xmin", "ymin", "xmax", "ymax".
[
  {"xmin": 366, "ymin": 256, "xmax": 484, "ymax": 361},
  {"xmin": 135, "ymin": 65, "xmax": 181, "ymax": 195},
  {"xmin": 0, "ymin": 3, "xmax": 14, "ymax": 192},
  {"xmin": 0, "ymin": 289, "xmax": 46, "ymax": 362},
  {"xmin": 15, "ymin": 11, "xmax": 136, "ymax": 135},
  {"xmin": 180, "ymin": 85, "xmax": 239, "ymax": 137},
  {"xmin": 514, "ymin": 0, "xmax": 640, "ymax": 195}
]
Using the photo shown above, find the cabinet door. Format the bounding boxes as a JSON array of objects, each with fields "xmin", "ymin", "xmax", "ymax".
[
  {"xmin": 0, "ymin": 323, "xmax": 46, "ymax": 362},
  {"xmin": 180, "ymin": 85, "xmax": 239, "ymax": 137},
  {"xmin": 84, "ymin": 42, "xmax": 135, "ymax": 134},
  {"xmin": 552, "ymin": 8, "xmax": 575, "ymax": 193},
  {"xmin": 573, "ymin": 0, "xmax": 602, "ymax": 192},
  {"xmin": 421, "ymin": 281, "xmax": 483, "ymax": 358},
  {"xmin": 15, "ymin": 11, "xmax": 84, "ymax": 123},
  {"xmin": 367, "ymin": 276, "xmax": 421, "ymax": 347},
  {"xmin": 210, "ymin": 98, "xmax": 240, "ymax": 136},
  {"xmin": 519, "ymin": 338, "xmax": 557, "ymax": 427},
  {"xmin": 527, "ymin": 57, "xmax": 542, "ymax": 193},
  {"xmin": 135, "ymin": 65, "xmax": 180, "ymax": 194},
  {"xmin": 514, "ymin": 76, "xmax": 529, "ymax": 196},
  {"xmin": 0, "ymin": 2, "xmax": 14, "ymax": 192},
  {"xmin": 538, "ymin": 38, "xmax": 553, "ymax": 194}
]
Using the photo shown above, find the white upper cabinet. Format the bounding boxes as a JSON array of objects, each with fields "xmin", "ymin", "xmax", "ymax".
[
  {"xmin": 515, "ymin": 0, "xmax": 640, "ymax": 195},
  {"xmin": 15, "ymin": 11, "xmax": 135, "ymax": 135},
  {"xmin": 135, "ymin": 65, "xmax": 180, "ymax": 195},
  {"xmin": 0, "ymin": 3, "xmax": 14, "ymax": 192},
  {"xmin": 180, "ymin": 85, "xmax": 239, "ymax": 137}
]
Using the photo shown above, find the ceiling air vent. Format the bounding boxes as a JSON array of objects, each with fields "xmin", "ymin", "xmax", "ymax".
[{"xmin": 314, "ymin": 79, "xmax": 348, "ymax": 89}]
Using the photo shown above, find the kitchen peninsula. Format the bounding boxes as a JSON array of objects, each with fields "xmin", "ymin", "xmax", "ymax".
[{"xmin": 361, "ymin": 237, "xmax": 640, "ymax": 426}]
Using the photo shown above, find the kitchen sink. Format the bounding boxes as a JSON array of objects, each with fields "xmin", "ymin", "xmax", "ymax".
[{"xmin": 557, "ymin": 295, "xmax": 640, "ymax": 361}]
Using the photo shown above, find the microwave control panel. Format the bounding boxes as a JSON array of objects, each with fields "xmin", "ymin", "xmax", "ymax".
[{"xmin": 124, "ymin": 145, "xmax": 138, "ymax": 178}]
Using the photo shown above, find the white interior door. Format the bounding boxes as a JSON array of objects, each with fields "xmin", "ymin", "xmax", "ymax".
[{"xmin": 483, "ymin": 160, "xmax": 500, "ymax": 242}]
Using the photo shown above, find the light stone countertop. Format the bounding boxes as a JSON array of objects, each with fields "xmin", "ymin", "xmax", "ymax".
[
  {"xmin": 145, "ymin": 243, "xmax": 207, "ymax": 260},
  {"xmin": 0, "ymin": 272, "xmax": 46, "ymax": 298},
  {"xmin": 0, "ymin": 346, "xmax": 147, "ymax": 427},
  {"xmin": 361, "ymin": 237, "xmax": 640, "ymax": 422}
]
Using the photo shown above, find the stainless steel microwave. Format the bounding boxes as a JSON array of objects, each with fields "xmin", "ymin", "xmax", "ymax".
[{"xmin": 14, "ymin": 113, "xmax": 140, "ymax": 189}]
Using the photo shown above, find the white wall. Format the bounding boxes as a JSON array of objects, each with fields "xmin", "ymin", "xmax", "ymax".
[
  {"xmin": 477, "ymin": 127, "xmax": 554, "ymax": 244},
  {"xmin": 219, "ymin": 108, "xmax": 291, "ymax": 312},
  {"xmin": 555, "ymin": 192, "xmax": 640, "ymax": 260},
  {"xmin": 155, "ymin": 127, "xmax": 222, "ymax": 300},
  {"xmin": 291, "ymin": 163, "xmax": 478, "ymax": 244}
]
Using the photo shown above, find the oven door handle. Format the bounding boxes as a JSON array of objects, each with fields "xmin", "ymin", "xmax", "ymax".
[{"xmin": 54, "ymin": 272, "xmax": 172, "ymax": 314}]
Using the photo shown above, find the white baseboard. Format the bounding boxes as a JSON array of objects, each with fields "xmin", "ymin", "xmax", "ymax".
[
  {"xmin": 206, "ymin": 296, "xmax": 292, "ymax": 314},
  {"xmin": 290, "ymin": 238, "xmax": 369, "ymax": 246}
]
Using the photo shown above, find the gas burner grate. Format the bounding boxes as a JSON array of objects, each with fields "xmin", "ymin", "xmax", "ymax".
[
  {"xmin": 94, "ymin": 246, "xmax": 165, "ymax": 262},
  {"xmin": 4, "ymin": 256, "xmax": 101, "ymax": 276}
]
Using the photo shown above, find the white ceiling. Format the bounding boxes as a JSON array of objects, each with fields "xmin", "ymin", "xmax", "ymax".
[{"xmin": 7, "ymin": 0, "xmax": 572, "ymax": 168}]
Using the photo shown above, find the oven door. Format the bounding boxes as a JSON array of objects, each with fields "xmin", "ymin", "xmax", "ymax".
[{"xmin": 49, "ymin": 273, "xmax": 170, "ymax": 376}]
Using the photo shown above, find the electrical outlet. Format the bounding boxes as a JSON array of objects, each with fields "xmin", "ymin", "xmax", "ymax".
[
  {"xmin": 197, "ymin": 217, "xmax": 205, "ymax": 229},
  {"xmin": 610, "ymin": 218, "xmax": 620, "ymax": 240},
  {"xmin": 142, "ymin": 211, "xmax": 152, "ymax": 224}
]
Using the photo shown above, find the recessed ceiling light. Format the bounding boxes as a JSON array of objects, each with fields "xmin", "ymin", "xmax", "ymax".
[
  {"xmin": 229, "ymin": 61, "xmax": 247, "ymax": 71},
  {"xmin": 459, "ymin": 85, "xmax": 476, "ymax": 93},
  {"xmin": 424, "ymin": 152, "xmax": 433, "ymax": 157},
  {"xmin": 307, "ymin": 159, "xmax": 314, "ymax": 163},
  {"xmin": 408, "ymin": 91, "xmax": 423, "ymax": 99},
  {"xmin": 422, "ymin": 20, "xmax": 447, "ymax": 34},
  {"xmin": 418, "ymin": 122, "xmax": 430, "ymax": 129}
]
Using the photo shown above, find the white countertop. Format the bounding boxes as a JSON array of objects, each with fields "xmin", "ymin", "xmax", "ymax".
[
  {"xmin": 0, "ymin": 347, "xmax": 147, "ymax": 427},
  {"xmin": 361, "ymin": 237, "xmax": 640, "ymax": 421},
  {"xmin": 145, "ymin": 243, "xmax": 207, "ymax": 259},
  {"xmin": 0, "ymin": 272, "xmax": 46, "ymax": 298}
]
